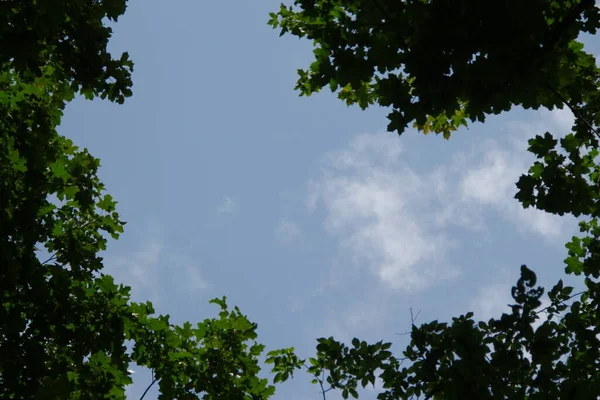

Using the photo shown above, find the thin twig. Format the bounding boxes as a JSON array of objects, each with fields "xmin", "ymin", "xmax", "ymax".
[
  {"xmin": 319, "ymin": 368, "xmax": 327, "ymax": 400},
  {"xmin": 139, "ymin": 377, "xmax": 157, "ymax": 400},
  {"xmin": 545, "ymin": 83, "xmax": 600, "ymax": 139},
  {"xmin": 41, "ymin": 252, "xmax": 57, "ymax": 265},
  {"xmin": 409, "ymin": 307, "xmax": 421, "ymax": 325},
  {"xmin": 396, "ymin": 308, "xmax": 422, "ymax": 335},
  {"xmin": 535, "ymin": 290, "xmax": 586, "ymax": 316}
]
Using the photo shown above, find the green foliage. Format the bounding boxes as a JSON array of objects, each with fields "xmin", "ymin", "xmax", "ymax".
[
  {"xmin": 7, "ymin": 1, "xmax": 600, "ymax": 399},
  {"xmin": 0, "ymin": 62, "xmax": 283, "ymax": 397},
  {"xmin": 124, "ymin": 297, "xmax": 278, "ymax": 400},
  {"xmin": 269, "ymin": 1, "xmax": 600, "ymax": 399},
  {"xmin": 0, "ymin": 58, "xmax": 129, "ymax": 398},
  {"xmin": 0, "ymin": 0, "xmax": 133, "ymax": 103},
  {"xmin": 265, "ymin": 347, "xmax": 304, "ymax": 384},
  {"xmin": 269, "ymin": 0, "xmax": 600, "ymax": 136},
  {"xmin": 271, "ymin": 267, "xmax": 599, "ymax": 399},
  {"xmin": 0, "ymin": 3, "xmax": 287, "ymax": 400}
]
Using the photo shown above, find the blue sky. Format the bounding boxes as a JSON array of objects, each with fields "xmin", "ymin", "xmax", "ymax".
[{"xmin": 57, "ymin": 1, "xmax": 600, "ymax": 399}]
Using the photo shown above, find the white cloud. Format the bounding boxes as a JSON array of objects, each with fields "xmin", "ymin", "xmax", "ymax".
[
  {"xmin": 276, "ymin": 219, "xmax": 302, "ymax": 244},
  {"xmin": 308, "ymin": 132, "xmax": 459, "ymax": 292},
  {"xmin": 471, "ymin": 282, "xmax": 513, "ymax": 321},
  {"xmin": 317, "ymin": 298, "xmax": 391, "ymax": 344},
  {"xmin": 455, "ymin": 140, "xmax": 570, "ymax": 238},
  {"xmin": 218, "ymin": 196, "xmax": 234, "ymax": 213},
  {"xmin": 105, "ymin": 225, "xmax": 210, "ymax": 304},
  {"xmin": 183, "ymin": 264, "xmax": 209, "ymax": 290},
  {"xmin": 460, "ymin": 147, "xmax": 522, "ymax": 206},
  {"xmin": 549, "ymin": 106, "xmax": 575, "ymax": 133},
  {"xmin": 106, "ymin": 235, "xmax": 164, "ymax": 304},
  {"xmin": 126, "ymin": 241, "xmax": 163, "ymax": 288},
  {"xmin": 166, "ymin": 252, "xmax": 209, "ymax": 291},
  {"xmin": 308, "ymin": 108, "xmax": 576, "ymax": 292}
]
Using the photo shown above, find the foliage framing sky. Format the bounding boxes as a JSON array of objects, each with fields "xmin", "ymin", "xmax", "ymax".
[{"xmin": 57, "ymin": 1, "xmax": 600, "ymax": 399}]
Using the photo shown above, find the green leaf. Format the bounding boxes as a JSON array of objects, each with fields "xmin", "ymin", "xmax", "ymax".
[
  {"xmin": 96, "ymin": 274, "xmax": 117, "ymax": 293},
  {"xmin": 97, "ymin": 194, "xmax": 117, "ymax": 212},
  {"xmin": 565, "ymin": 256, "xmax": 584, "ymax": 275},
  {"xmin": 51, "ymin": 221, "xmax": 64, "ymax": 237},
  {"xmin": 8, "ymin": 147, "xmax": 27, "ymax": 172},
  {"xmin": 529, "ymin": 162, "xmax": 545, "ymax": 178}
]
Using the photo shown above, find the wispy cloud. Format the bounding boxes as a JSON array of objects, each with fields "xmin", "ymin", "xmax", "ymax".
[
  {"xmin": 104, "ymin": 224, "xmax": 210, "ymax": 305},
  {"xmin": 452, "ymin": 139, "xmax": 570, "ymax": 239},
  {"xmin": 183, "ymin": 264, "xmax": 209, "ymax": 291},
  {"xmin": 276, "ymin": 219, "xmax": 302, "ymax": 244},
  {"xmin": 317, "ymin": 297, "xmax": 392, "ymax": 344},
  {"xmin": 471, "ymin": 281, "xmax": 513, "ymax": 321},
  {"xmin": 218, "ymin": 196, "xmax": 235, "ymax": 213},
  {"xmin": 549, "ymin": 106, "xmax": 575, "ymax": 133},
  {"xmin": 307, "ymin": 108, "xmax": 576, "ymax": 292},
  {"xmin": 166, "ymin": 252, "xmax": 209, "ymax": 291},
  {"xmin": 432, "ymin": 106, "xmax": 577, "ymax": 241},
  {"xmin": 106, "ymin": 234, "xmax": 164, "ymax": 304},
  {"xmin": 308, "ymin": 132, "xmax": 459, "ymax": 292}
]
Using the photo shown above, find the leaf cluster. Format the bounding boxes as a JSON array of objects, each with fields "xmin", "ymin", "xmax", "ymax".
[
  {"xmin": 267, "ymin": 1, "xmax": 600, "ymax": 399},
  {"xmin": 0, "ymin": 0, "xmax": 133, "ymax": 103},
  {"xmin": 269, "ymin": 0, "xmax": 600, "ymax": 136},
  {"xmin": 0, "ymin": 4, "xmax": 287, "ymax": 400}
]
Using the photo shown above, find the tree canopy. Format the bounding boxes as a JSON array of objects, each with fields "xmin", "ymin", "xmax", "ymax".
[
  {"xmin": 0, "ymin": 0, "xmax": 133, "ymax": 103},
  {"xmin": 0, "ymin": 1, "xmax": 290, "ymax": 399},
  {"xmin": 265, "ymin": 1, "xmax": 600, "ymax": 399},
  {"xmin": 269, "ymin": 0, "xmax": 600, "ymax": 137},
  {"xmin": 264, "ymin": 1, "xmax": 600, "ymax": 399},
  {"xmin": 5, "ymin": 0, "xmax": 600, "ymax": 399}
]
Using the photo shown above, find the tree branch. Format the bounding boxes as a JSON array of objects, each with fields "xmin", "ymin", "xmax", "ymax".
[
  {"xmin": 139, "ymin": 371, "xmax": 157, "ymax": 400},
  {"xmin": 535, "ymin": 290, "xmax": 586, "ymax": 316},
  {"xmin": 544, "ymin": 83, "xmax": 600, "ymax": 139}
]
